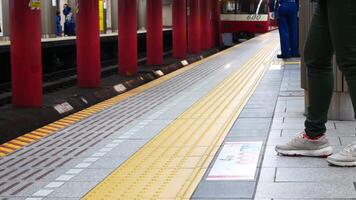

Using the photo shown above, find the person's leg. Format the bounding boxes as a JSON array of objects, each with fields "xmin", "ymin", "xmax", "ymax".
[
  {"xmin": 287, "ymin": 3, "xmax": 299, "ymax": 57},
  {"xmin": 275, "ymin": 1, "xmax": 334, "ymax": 157},
  {"xmin": 303, "ymin": 0, "xmax": 334, "ymax": 139},
  {"xmin": 326, "ymin": 0, "xmax": 356, "ymax": 166},
  {"xmin": 327, "ymin": 0, "xmax": 356, "ymax": 112},
  {"xmin": 278, "ymin": 5, "xmax": 291, "ymax": 58}
]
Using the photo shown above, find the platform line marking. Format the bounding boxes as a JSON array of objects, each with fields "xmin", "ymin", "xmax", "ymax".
[
  {"xmin": 10, "ymin": 140, "xmax": 28, "ymax": 146},
  {"xmin": 92, "ymin": 152, "xmax": 106, "ymax": 157},
  {"xmin": 32, "ymin": 189, "xmax": 53, "ymax": 197},
  {"xmin": 6, "ymin": 141, "xmax": 24, "ymax": 148},
  {"xmin": 66, "ymin": 169, "xmax": 84, "ymax": 174},
  {"xmin": 56, "ymin": 175, "xmax": 74, "ymax": 181},
  {"xmin": 17, "ymin": 137, "xmax": 35, "ymax": 143},
  {"xmin": 45, "ymin": 182, "xmax": 65, "ymax": 188},
  {"xmin": 82, "ymin": 38, "xmax": 278, "ymax": 199},
  {"xmin": 0, "ymin": 147, "xmax": 11, "ymax": 153},
  {"xmin": 75, "ymin": 163, "xmax": 92, "ymax": 168},
  {"xmin": 84, "ymin": 157, "xmax": 100, "ymax": 162}
]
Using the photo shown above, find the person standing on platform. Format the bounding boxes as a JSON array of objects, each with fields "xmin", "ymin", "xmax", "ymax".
[
  {"xmin": 269, "ymin": 0, "xmax": 299, "ymax": 59},
  {"xmin": 275, "ymin": 0, "xmax": 356, "ymax": 167},
  {"xmin": 63, "ymin": 4, "xmax": 75, "ymax": 36},
  {"xmin": 56, "ymin": 11, "xmax": 62, "ymax": 37}
]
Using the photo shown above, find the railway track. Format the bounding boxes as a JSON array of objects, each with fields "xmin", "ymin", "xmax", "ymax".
[{"xmin": 0, "ymin": 52, "xmax": 172, "ymax": 106}]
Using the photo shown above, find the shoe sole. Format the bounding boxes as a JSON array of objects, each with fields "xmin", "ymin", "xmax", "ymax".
[
  {"xmin": 327, "ymin": 158, "xmax": 356, "ymax": 167},
  {"xmin": 275, "ymin": 146, "xmax": 333, "ymax": 157}
]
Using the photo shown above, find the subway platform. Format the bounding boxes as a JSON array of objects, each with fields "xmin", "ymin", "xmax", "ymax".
[{"xmin": 1, "ymin": 31, "xmax": 356, "ymax": 199}]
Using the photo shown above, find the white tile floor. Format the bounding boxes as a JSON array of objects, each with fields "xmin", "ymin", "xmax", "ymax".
[{"xmin": 255, "ymin": 65, "xmax": 356, "ymax": 199}]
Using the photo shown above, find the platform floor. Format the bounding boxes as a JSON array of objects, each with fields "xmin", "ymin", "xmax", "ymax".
[{"xmin": 1, "ymin": 31, "xmax": 356, "ymax": 199}]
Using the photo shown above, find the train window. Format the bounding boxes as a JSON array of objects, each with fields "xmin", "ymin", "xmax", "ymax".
[
  {"xmin": 237, "ymin": 0, "xmax": 267, "ymax": 14},
  {"xmin": 221, "ymin": 0, "xmax": 267, "ymax": 15},
  {"xmin": 221, "ymin": 0, "xmax": 238, "ymax": 14}
]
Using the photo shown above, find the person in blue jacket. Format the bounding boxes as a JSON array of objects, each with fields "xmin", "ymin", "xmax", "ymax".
[
  {"xmin": 63, "ymin": 4, "xmax": 75, "ymax": 36},
  {"xmin": 56, "ymin": 11, "xmax": 62, "ymax": 37},
  {"xmin": 269, "ymin": 0, "xmax": 299, "ymax": 59}
]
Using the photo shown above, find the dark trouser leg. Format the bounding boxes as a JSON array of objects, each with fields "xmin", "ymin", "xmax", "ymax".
[
  {"xmin": 278, "ymin": 8, "xmax": 291, "ymax": 57},
  {"xmin": 304, "ymin": 1, "xmax": 334, "ymax": 138},
  {"xmin": 287, "ymin": 3, "xmax": 299, "ymax": 56},
  {"xmin": 327, "ymin": 1, "xmax": 356, "ymax": 117}
]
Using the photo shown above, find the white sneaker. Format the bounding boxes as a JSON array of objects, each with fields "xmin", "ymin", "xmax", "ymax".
[
  {"xmin": 275, "ymin": 132, "xmax": 333, "ymax": 157},
  {"xmin": 327, "ymin": 142, "xmax": 356, "ymax": 167}
]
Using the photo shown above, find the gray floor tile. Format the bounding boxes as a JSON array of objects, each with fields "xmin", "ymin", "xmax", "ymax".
[
  {"xmin": 261, "ymin": 154, "xmax": 329, "ymax": 168},
  {"xmin": 193, "ymin": 181, "xmax": 256, "ymax": 199},
  {"xmin": 255, "ymin": 182, "xmax": 356, "ymax": 199},
  {"xmin": 47, "ymin": 182, "xmax": 98, "ymax": 198},
  {"xmin": 276, "ymin": 167, "xmax": 356, "ymax": 182}
]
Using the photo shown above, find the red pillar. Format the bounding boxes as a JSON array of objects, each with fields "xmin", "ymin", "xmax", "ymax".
[
  {"xmin": 76, "ymin": 0, "xmax": 101, "ymax": 87},
  {"xmin": 211, "ymin": 0, "xmax": 222, "ymax": 47},
  {"xmin": 200, "ymin": 0, "xmax": 211, "ymax": 50},
  {"xmin": 147, "ymin": 0, "xmax": 163, "ymax": 65},
  {"xmin": 118, "ymin": 0, "xmax": 137, "ymax": 76},
  {"xmin": 172, "ymin": 0, "xmax": 187, "ymax": 59},
  {"xmin": 188, "ymin": 0, "xmax": 201, "ymax": 54},
  {"xmin": 208, "ymin": 0, "xmax": 214, "ymax": 48},
  {"xmin": 10, "ymin": 0, "xmax": 42, "ymax": 107}
]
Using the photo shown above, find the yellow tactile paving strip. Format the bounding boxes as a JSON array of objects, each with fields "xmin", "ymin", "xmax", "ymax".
[
  {"xmin": 0, "ymin": 41, "xmax": 250, "ymax": 158},
  {"xmin": 83, "ymin": 41, "xmax": 278, "ymax": 199}
]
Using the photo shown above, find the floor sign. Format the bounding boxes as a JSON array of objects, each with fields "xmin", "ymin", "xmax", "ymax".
[{"xmin": 207, "ymin": 141, "xmax": 263, "ymax": 181}]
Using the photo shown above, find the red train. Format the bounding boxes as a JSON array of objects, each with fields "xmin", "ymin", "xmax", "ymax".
[{"xmin": 221, "ymin": 0, "xmax": 277, "ymax": 42}]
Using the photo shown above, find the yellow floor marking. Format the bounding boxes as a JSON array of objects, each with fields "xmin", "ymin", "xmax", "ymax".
[
  {"xmin": 16, "ymin": 137, "xmax": 34, "ymax": 143},
  {"xmin": 24, "ymin": 134, "xmax": 42, "ymax": 139},
  {"xmin": 59, "ymin": 119, "xmax": 77, "ymax": 124},
  {"xmin": 48, "ymin": 123, "xmax": 67, "ymax": 129},
  {"xmin": 284, "ymin": 61, "xmax": 301, "ymax": 65},
  {"xmin": 83, "ymin": 38, "xmax": 278, "ymax": 199},
  {"xmin": 9, "ymin": 140, "xmax": 27, "ymax": 146},
  {"xmin": 53, "ymin": 121, "xmax": 71, "ymax": 126},
  {"xmin": 31, "ymin": 131, "xmax": 50, "ymax": 136},
  {"xmin": 0, "ymin": 147, "xmax": 12, "ymax": 153},
  {"xmin": 39, "ymin": 126, "xmax": 59, "ymax": 132},
  {"xmin": 0, "ymin": 41, "xmax": 250, "ymax": 158},
  {"xmin": 2, "ymin": 144, "xmax": 19, "ymax": 150},
  {"xmin": 19, "ymin": 136, "xmax": 36, "ymax": 142}
]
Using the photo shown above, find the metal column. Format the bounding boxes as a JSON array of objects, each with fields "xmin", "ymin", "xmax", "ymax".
[
  {"xmin": 137, "ymin": 0, "xmax": 147, "ymax": 30},
  {"xmin": 111, "ymin": 0, "xmax": 118, "ymax": 32},
  {"xmin": 10, "ymin": 0, "xmax": 42, "ymax": 107},
  {"xmin": 76, "ymin": 0, "xmax": 101, "ymax": 88},
  {"xmin": 147, "ymin": 0, "xmax": 163, "ymax": 65},
  {"xmin": 188, "ymin": 0, "xmax": 201, "ymax": 54},
  {"xmin": 2, "ymin": 0, "xmax": 10, "ymax": 38},
  {"xmin": 118, "ymin": 0, "xmax": 138, "ymax": 76},
  {"xmin": 172, "ymin": 0, "xmax": 187, "ymax": 59},
  {"xmin": 41, "ymin": 0, "xmax": 58, "ymax": 38}
]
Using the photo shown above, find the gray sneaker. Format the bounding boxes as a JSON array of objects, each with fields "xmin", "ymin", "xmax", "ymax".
[
  {"xmin": 275, "ymin": 132, "xmax": 333, "ymax": 157},
  {"xmin": 327, "ymin": 142, "xmax": 356, "ymax": 167}
]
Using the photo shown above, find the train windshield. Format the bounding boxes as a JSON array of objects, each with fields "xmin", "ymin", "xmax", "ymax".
[{"xmin": 221, "ymin": 0, "xmax": 268, "ymax": 15}]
